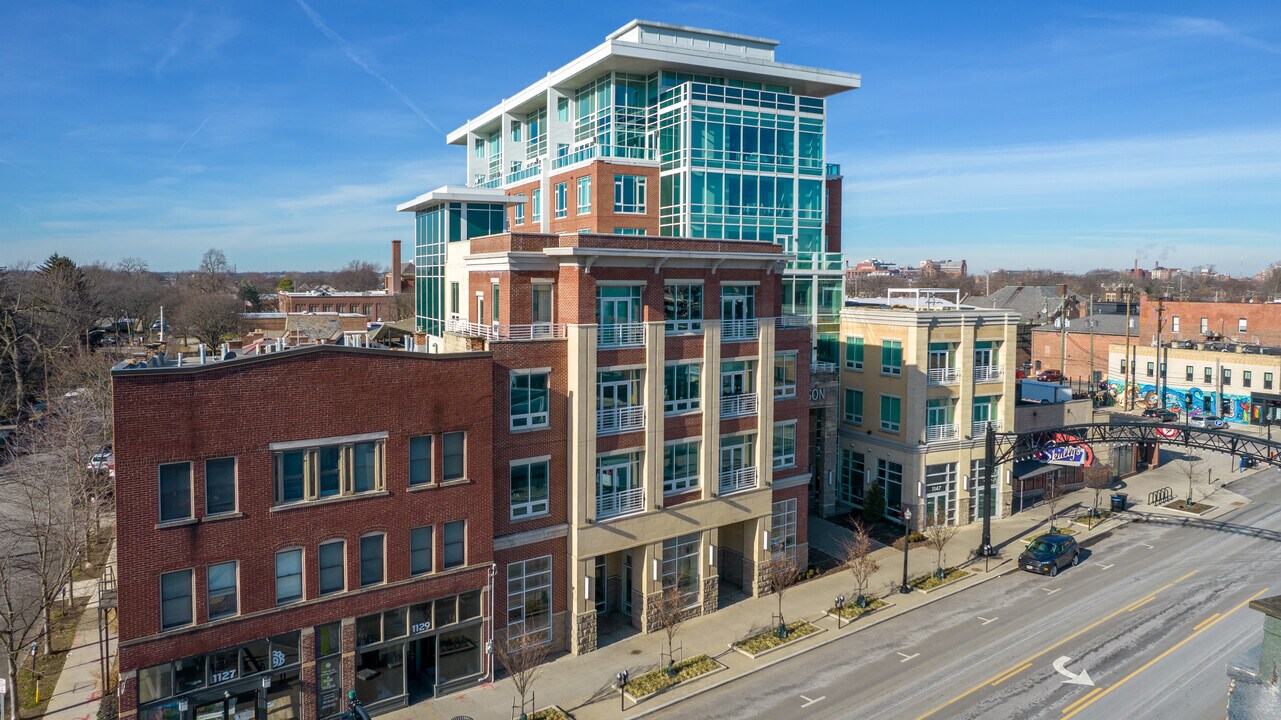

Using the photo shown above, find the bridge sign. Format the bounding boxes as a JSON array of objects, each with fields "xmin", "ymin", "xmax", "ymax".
[{"xmin": 1034, "ymin": 432, "xmax": 1095, "ymax": 467}]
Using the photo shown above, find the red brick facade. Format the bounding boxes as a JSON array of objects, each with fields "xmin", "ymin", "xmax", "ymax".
[
  {"xmin": 505, "ymin": 160, "xmax": 661, "ymax": 236},
  {"xmin": 1139, "ymin": 298, "xmax": 1281, "ymax": 346}
]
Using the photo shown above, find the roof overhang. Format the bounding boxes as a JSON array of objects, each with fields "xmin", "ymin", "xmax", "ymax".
[{"xmin": 397, "ymin": 185, "xmax": 526, "ymax": 213}]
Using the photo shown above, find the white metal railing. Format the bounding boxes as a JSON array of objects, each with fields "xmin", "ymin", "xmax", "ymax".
[
  {"xmin": 722, "ymin": 318, "xmax": 760, "ymax": 341},
  {"xmin": 788, "ymin": 252, "xmax": 844, "ymax": 271},
  {"xmin": 973, "ymin": 365, "xmax": 1003, "ymax": 382},
  {"xmin": 719, "ymin": 466, "xmax": 758, "ymax": 495},
  {"xmin": 598, "ymin": 405, "xmax": 645, "ymax": 435},
  {"xmin": 927, "ymin": 367, "xmax": 959, "ymax": 385},
  {"xmin": 971, "ymin": 418, "xmax": 1004, "ymax": 436},
  {"xmin": 446, "ymin": 316, "xmax": 566, "ymax": 341},
  {"xmin": 597, "ymin": 323, "xmax": 645, "ymax": 348},
  {"xmin": 505, "ymin": 165, "xmax": 540, "ymax": 184},
  {"xmin": 597, "ymin": 487, "xmax": 645, "ymax": 519},
  {"xmin": 811, "ymin": 361, "xmax": 837, "ymax": 374},
  {"xmin": 775, "ymin": 315, "xmax": 809, "ymax": 329},
  {"xmin": 720, "ymin": 393, "xmax": 758, "ymax": 418},
  {"xmin": 925, "ymin": 423, "xmax": 960, "ymax": 442}
]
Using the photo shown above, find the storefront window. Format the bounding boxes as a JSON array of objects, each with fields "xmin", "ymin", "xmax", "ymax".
[
  {"xmin": 270, "ymin": 632, "xmax": 300, "ymax": 669},
  {"xmin": 139, "ymin": 665, "xmax": 173, "ymax": 704},
  {"xmin": 459, "ymin": 590, "xmax": 482, "ymax": 620},
  {"xmin": 316, "ymin": 623, "xmax": 342, "ymax": 657},
  {"xmin": 383, "ymin": 608, "xmax": 407, "ymax": 640},
  {"xmin": 434, "ymin": 597, "xmax": 457, "ymax": 627},
  {"xmin": 241, "ymin": 639, "xmax": 270, "ymax": 676},
  {"xmin": 316, "ymin": 624, "xmax": 343, "ymax": 719},
  {"xmin": 173, "ymin": 656, "xmax": 205, "ymax": 694},
  {"xmin": 141, "ymin": 700, "xmax": 180, "ymax": 720},
  {"xmin": 409, "ymin": 602, "xmax": 433, "ymax": 635},
  {"xmin": 437, "ymin": 624, "xmax": 482, "ymax": 684},
  {"xmin": 208, "ymin": 647, "xmax": 240, "ymax": 686},
  {"xmin": 356, "ymin": 614, "xmax": 382, "ymax": 646},
  {"xmin": 355, "ymin": 646, "xmax": 404, "ymax": 704},
  {"xmin": 265, "ymin": 669, "xmax": 301, "ymax": 720}
]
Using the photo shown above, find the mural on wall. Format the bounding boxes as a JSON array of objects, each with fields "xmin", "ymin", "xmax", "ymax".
[{"xmin": 1104, "ymin": 380, "xmax": 1252, "ymax": 424}]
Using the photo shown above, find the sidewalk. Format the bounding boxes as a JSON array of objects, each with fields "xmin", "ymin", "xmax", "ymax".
[
  {"xmin": 405, "ymin": 454, "xmax": 1262, "ymax": 720},
  {"xmin": 39, "ymin": 542, "xmax": 117, "ymax": 720}
]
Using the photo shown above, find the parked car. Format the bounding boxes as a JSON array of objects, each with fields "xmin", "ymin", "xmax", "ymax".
[
  {"xmin": 1141, "ymin": 407, "xmax": 1179, "ymax": 423},
  {"xmin": 88, "ymin": 445, "xmax": 113, "ymax": 472},
  {"xmin": 1188, "ymin": 415, "xmax": 1226, "ymax": 429},
  {"xmin": 1019, "ymin": 533, "xmax": 1080, "ymax": 576},
  {"xmin": 1035, "ymin": 369, "xmax": 1063, "ymax": 382}
]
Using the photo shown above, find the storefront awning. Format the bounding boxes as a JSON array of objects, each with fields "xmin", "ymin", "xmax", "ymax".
[{"xmin": 1013, "ymin": 460, "xmax": 1060, "ymax": 479}]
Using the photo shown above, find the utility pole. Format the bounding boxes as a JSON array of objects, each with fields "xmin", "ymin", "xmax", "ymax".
[
  {"xmin": 1058, "ymin": 285, "xmax": 1068, "ymax": 381},
  {"xmin": 1155, "ymin": 296, "xmax": 1166, "ymax": 408},
  {"xmin": 1123, "ymin": 286, "xmax": 1133, "ymax": 410},
  {"xmin": 1088, "ymin": 294, "xmax": 1096, "ymax": 391}
]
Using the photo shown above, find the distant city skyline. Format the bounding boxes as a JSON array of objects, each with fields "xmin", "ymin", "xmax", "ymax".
[{"xmin": 2, "ymin": 1, "xmax": 1279, "ymax": 273}]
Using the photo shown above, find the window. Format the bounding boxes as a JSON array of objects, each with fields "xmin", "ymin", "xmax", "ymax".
[
  {"xmin": 614, "ymin": 174, "xmax": 647, "ymax": 213},
  {"xmin": 531, "ymin": 282, "xmax": 553, "ymax": 325},
  {"xmin": 206, "ymin": 562, "xmax": 237, "ymax": 620},
  {"xmin": 881, "ymin": 340, "xmax": 903, "ymax": 375},
  {"xmin": 510, "ymin": 372, "xmax": 550, "ymax": 430},
  {"xmin": 510, "ymin": 459, "xmax": 550, "ymax": 519},
  {"xmin": 160, "ymin": 569, "xmax": 193, "ymax": 630},
  {"xmin": 1243, "ymin": 370, "xmax": 1252, "ymax": 388},
  {"xmin": 205, "ymin": 458, "xmax": 236, "ymax": 515},
  {"xmin": 663, "ymin": 441, "xmax": 700, "ymax": 494},
  {"xmin": 1265, "ymin": 372, "xmax": 1274, "ymax": 390},
  {"xmin": 443, "ymin": 432, "xmax": 465, "ymax": 481},
  {"xmin": 877, "ymin": 458, "xmax": 904, "ymax": 515},
  {"xmin": 774, "ymin": 353, "xmax": 797, "ymax": 398},
  {"xmin": 450, "ymin": 282, "xmax": 460, "ymax": 315},
  {"xmin": 275, "ymin": 549, "xmax": 303, "ymax": 605},
  {"xmin": 1205, "ymin": 367, "xmax": 1214, "ymax": 384},
  {"xmin": 576, "ymin": 176, "xmax": 591, "ymax": 214},
  {"xmin": 772, "ymin": 421, "xmax": 796, "ymax": 469},
  {"xmin": 318, "ymin": 540, "xmax": 345, "ymax": 595},
  {"xmin": 410, "ymin": 526, "xmax": 433, "ymax": 576},
  {"xmin": 554, "ymin": 182, "xmax": 567, "ymax": 218},
  {"xmin": 661, "ymin": 533, "xmax": 700, "ymax": 607},
  {"xmin": 839, "ymin": 450, "xmax": 866, "ymax": 507},
  {"xmin": 443, "ymin": 521, "xmax": 466, "ymax": 569},
  {"xmin": 771, "ymin": 499, "xmax": 797, "ymax": 556},
  {"xmin": 1185, "ymin": 365, "xmax": 1194, "ymax": 382},
  {"xmin": 664, "ymin": 363, "xmax": 701, "ymax": 414},
  {"xmin": 158, "ymin": 462, "xmax": 192, "ymax": 523},
  {"xmin": 1172, "ymin": 316, "xmax": 1180, "ymax": 333},
  {"xmin": 359, "ymin": 535, "xmax": 384, "ymax": 587},
  {"xmin": 507, "ymin": 556, "xmax": 552, "ymax": 641},
  {"xmin": 1239, "ymin": 318, "xmax": 1248, "ymax": 333},
  {"xmin": 532, "ymin": 188, "xmax": 542, "ymax": 222},
  {"xmin": 664, "ymin": 283, "xmax": 703, "ymax": 333},
  {"xmin": 272, "ymin": 439, "xmax": 386, "ymax": 505},
  {"xmin": 409, "ymin": 436, "xmax": 432, "ymax": 486},
  {"xmin": 1120, "ymin": 358, "xmax": 1127, "ymax": 375},
  {"xmin": 1201, "ymin": 317, "xmax": 1209, "ymax": 333},
  {"xmin": 880, "ymin": 395, "xmax": 902, "ymax": 433},
  {"xmin": 844, "ymin": 388, "xmax": 863, "ymax": 424},
  {"xmin": 614, "ymin": 227, "xmax": 644, "ymax": 235},
  {"xmin": 514, "ymin": 203, "xmax": 525, "ymax": 225},
  {"xmin": 846, "ymin": 336, "xmax": 864, "ymax": 370},
  {"xmin": 1159, "ymin": 362, "xmax": 1166, "ymax": 378},
  {"xmin": 1146, "ymin": 362, "xmax": 1155, "ymax": 377},
  {"xmin": 1223, "ymin": 368, "xmax": 1232, "ymax": 386}
]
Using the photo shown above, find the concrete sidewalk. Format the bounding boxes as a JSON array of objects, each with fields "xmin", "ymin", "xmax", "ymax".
[
  {"xmin": 39, "ymin": 542, "xmax": 117, "ymax": 720},
  {"xmin": 401, "ymin": 452, "xmax": 1263, "ymax": 720}
]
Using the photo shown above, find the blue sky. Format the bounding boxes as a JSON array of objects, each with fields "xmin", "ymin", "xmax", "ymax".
[{"xmin": 2, "ymin": 1, "xmax": 1279, "ymax": 274}]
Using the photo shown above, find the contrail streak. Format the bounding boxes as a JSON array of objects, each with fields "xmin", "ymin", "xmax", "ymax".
[
  {"xmin": 294, "ymin": 0, "xmax": 442, "ymax": 134},
  {"xmin": 170, "ymin": 86, "xmax": 240, "ymax": 161}
]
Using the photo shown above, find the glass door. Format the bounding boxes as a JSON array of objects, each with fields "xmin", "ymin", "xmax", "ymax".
[
  {"xmin": 594, "ymin": 556, "xmax": 607, "ymax": 615},
  {"xmin": 926, "ymin": 403, "xmax": 950, "ymax": 427},
  {"xmin": 721, "ymin": 288, "xmax": 755, "ymax": 323},
  {"xmin": 622, "ymin": 553, "xmax": 633, "ymax": 616},
  {"xmin": 194, "ymin": 689, "xmax": 259, "ymax": 720},
  {"xmin": 720, "ymin": 363, "xmax": 750, "ymax": 397},
  {"xmin": 974, "ymin": 345, "xmax": 993, "ymax": 368}
]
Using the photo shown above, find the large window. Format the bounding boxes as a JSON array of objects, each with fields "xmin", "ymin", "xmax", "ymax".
[
  {"xmin": 664, "ymin": 283, "xmax": 703, "ymax": 333},
  {"xmin": 511, "ymin": 372, "xmax": 550, "ymax": 430},
  {"xmin": 359, "ymin": 535, "xmax": 384, "ymax": 587},
  {"xmin": 410, "ymin": 526, "xmax": 433, "ymax": 576},
  {"xmin": 881, "ymin": 340, "xmax": 903, "ymax": 375},
  {"xmin": 159, "ymin": 569, "xmax": 193, "ymax": 630},
  {"xmin": 408, "ymin": 436, "xmax": 432, "ymax": 486},
  {"xmin": 318, "ymin": 540, "xmax": 345, "ymax": 595},
  {"xmin": 614, "ymin": 175, "xmax": 647, "ymax": 214},
  {"xmin": 576, "ymin": 176, "xmax": 591, "ymax": 214},
  {"xmin": 880, "ymin": 395, "xmax": 902, "ymax": 433},
  {"xmin": 514, "ymin": 203, "xmax": 524, "ymax": 226},
  {"xmin": 158, "ymin": 462, "xmax": 192, "ymax": 523},
  {"xmin": 771, "ymin": 499, "xmax": 797, "ymax": 556},
  {"xmin": 554, "ymin": 181, "xmax": 567, "ymax": 218},
  {"xmin": 443, "ymin": 432, "xmax": 466, "ymax": 481},
  {"xmin": 876, "ymin": 459, "xmax": 903, "ymax": 515},
  {"xmin": 773, "ymin": 421, "xmax": 797, "ymax": 469},
  {"xmin": 774, "ymin": 353, "xmax": 797, "ymax": 398},
  {"xmin": 664, "ymin": 362, "xmax": 701, "ymax": 414},
  {"xmin": 844, "ymin": 388, "xmax": 864, "ymax": 424},
  {"xmin": 839, "ymin": 450, "xmax": 866, "ymax": 507},
  {"xmin": 204, "ymin": 458, "xmax": 236, "ymax": 516},
  {"xmin": 532, "ymin": 282, "xmax": 553, "ymax": 325},
  {"xmin": 272, "ymin": 439, "xmax": 385, "ymax": 506},
  {"xmin": 532, "ymin": 188, "xmax": 542, "ymax": 222},
  {"xmin": 206, "ymin": 562, "xmax": 237, "ymax": 620},
  {"xmin": 663, "ymin": 441, "xmax": 700, "ymax": 494},
  {"xmin": 510, "ymin": 459, "xmax": 550, "ymax": 520},
  {"xmin": 507, "ymin": 556, "xmax": 552, "ymax": 642},
  {"xmin": 443, "ymin": 521, "xmax": 466, "ymax": 569},
  {"xmin": 846, "ymin": 336, "xmax": 864, "ymax": 370},
  {"xmin": 275, "ymin": 549, "xmax": 303, "ymax": 605},
  {"xmin": 661, "ymin": 533, "xmax": 700, "ymax": 607}
]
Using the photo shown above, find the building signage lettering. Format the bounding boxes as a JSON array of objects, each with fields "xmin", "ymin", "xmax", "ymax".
[
  {"xmin": 810, "ymin": 387, "xmax": 826, "ymax": 402},
  {"xmin": 211, "ymin": 669, "xmax": 238, "ymax": 684},
  {"xmin": 411, "ymin": 620, "xmax": 432, "ymax": 634},
  {"xmin": 1034, "ymin": 433, "xmax": 1095, "ymax": 467},
  {"xmin": 317, "ymin": 659, "xmax": 341, "ymax": 717}
]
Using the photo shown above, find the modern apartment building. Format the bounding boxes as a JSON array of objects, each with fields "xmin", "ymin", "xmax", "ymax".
[
  {"xmin": 835, "ymin": 290, "xmax": 1019, "ymax": 526},
  {"xmin": 1107, "ymin": 341, "xmax": 1281, "ymax": 426}
]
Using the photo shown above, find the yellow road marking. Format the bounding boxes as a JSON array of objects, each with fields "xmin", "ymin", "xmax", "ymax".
[
  {"xmin": 989, "ymin": 662, "xmax": 1032, "ymax": 687},
  {"xmin": 1125, "ymin": 596, "xmax": 1156, "ymax": 612},
  {"xmin": 1061, "ymin": 688, "xmax": 1102, "ymax": 714},
  {"xmin": 1193, "ymin": 613, "xmax": 1221, "ymax": 631},
  {"xmin": 1061, "ymin": 587, "xmax": 1269, "ymax": 720},
  {"xmin": 913, "ymin": 570, "xmax": 1198, "ymax": 720}
]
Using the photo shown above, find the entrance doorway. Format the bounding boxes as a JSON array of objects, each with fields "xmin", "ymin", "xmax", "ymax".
[
  {"xmin": 194, "ymin": 689, "xmax": 258, "ymax": 720},
  {"xmin": 406, "ymin": 636, "xmax": 438, "ymax": 702}
]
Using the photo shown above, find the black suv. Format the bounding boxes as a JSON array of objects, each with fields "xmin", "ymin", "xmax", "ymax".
[
  {"xmin": 1019, "ymin": 534, "xmax": 1080, "ymax": 577},
  {"xmin": 1141, "ymin": 407, "xmax": 1178, "ymax": 423}
]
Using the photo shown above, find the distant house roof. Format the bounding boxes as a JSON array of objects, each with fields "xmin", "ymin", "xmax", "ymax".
[
  {"xmin": 979, "ymin": 286, "xmax": 1085, "ymax": 323},
  {"xmin": 280, "ymin": 284, "xmax": 389, "ymax": 298},
  {"xmin": 1030, "ymin": 312, "xmax": 1131, "ymax": 336}
]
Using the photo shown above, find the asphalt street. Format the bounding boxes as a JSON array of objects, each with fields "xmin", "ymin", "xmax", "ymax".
[{"xmin": 647, "ymin": 467, "xmax": 1281, "ymax": 720}]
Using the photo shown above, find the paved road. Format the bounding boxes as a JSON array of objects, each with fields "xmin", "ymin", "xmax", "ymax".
[{"xmin": 647, "ymin": 468, "xmax": 1281, "ymax": 720}]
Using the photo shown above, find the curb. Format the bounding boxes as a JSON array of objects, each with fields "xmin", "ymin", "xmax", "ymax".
[
  {"xmin": 728, "ymin": 623, "xmax": 826, "ymax": 660},
  {"xmin": 623, "ymin": 659, "xmax": 729, "ymax": 706}
]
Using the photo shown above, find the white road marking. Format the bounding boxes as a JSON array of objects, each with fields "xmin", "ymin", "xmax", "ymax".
[
  {"xmin": 898, "ymin": 652, "xmax": 919, "ymax": 663},
  {"xmin": 977, "ymin": 616, "xmax": 998, "ymax": 625},
  {"xmin": 1041, "ymin": 587, "xmax": 1061, "ymax": 594},
  {"xmin": 1137, "ymin": 542, "xmax": 1154, "ymax": 549},
  {"xmin": 1052, "ymin": 655, "xmax": 1095, "ymax": 686},
  {"xmin": 1095, "ymin": 563, "xmax": 1114, "ymax": 569},
  {"xmin": 799, "ymin": 695, "xmax": 826, "ymax": 708}
]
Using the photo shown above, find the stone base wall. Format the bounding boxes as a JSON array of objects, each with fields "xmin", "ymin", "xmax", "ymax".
[
  {"xmin": 572, "ymin": 610, "xmax": 597, "ymax": 655},
  {"xmin": 701, "ymin": 576, "xmax": 719, "ymax": 615}
]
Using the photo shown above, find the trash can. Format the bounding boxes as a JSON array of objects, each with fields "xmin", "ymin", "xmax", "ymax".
[{"xmin": 1110, "ymin": 493, "xmax": 1128, "ymax": 513}]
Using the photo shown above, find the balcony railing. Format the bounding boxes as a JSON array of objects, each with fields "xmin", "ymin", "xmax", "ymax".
[
  {"xmin": 973, "ymin": 365, "xmax": 1004, "ymax": 382},
  {"xmin": 598, "ymin": 405, "xmax": 645, "ymax": 435},
  {"xmin": 505, "ymin": 165, "xmax": 541, "ymax": 185},
  {"xmin": 720, "ymin": 392, "xmax": 758, "ymax": 418},
  {"xmin": 775, "ymin": 315, "xmax": 809, "ymax": 329},
  {"xmin": 718, "ymin": 466, "xmax": 758, "ymax": 495},
  {"xmin": 597, "ymin": 323, "xmax": 645, "ymax": 348},
  {"xmin": 971, "ymin": 418, "xmax": 1004, "ymax": 436},
  {"xmin": 446, "ymin": 315, "xmax": 567, "ymax": 341},
  {"xmin": 925, "ymin": 423, "xmax": 960, "ymax": 442},
  {"xmin": 597, "ymin": 487, "xmax": 644, "ymax": 520},
  {"xmin": 722, "ymin": 318, "xmax": 760, "ymax": 342},
  {"xmin": 927, "ymin": 367, "xmax": 959, "ymax": 385},
  {"xmin": 811, "ymin": 361, "xmax": 838, "ymax": 374},
  {"xmin": 788, "ymin": 251, "xmax": 845, "ymax": 271}
]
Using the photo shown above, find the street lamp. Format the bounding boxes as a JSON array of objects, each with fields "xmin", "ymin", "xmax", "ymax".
[
  {"xmin": 834, "ymin": 595, "xmax": 846, "ymax": 629},
  {"xmin": 899, "ymin": 507, "xmax": 914, "ymax": 594}
]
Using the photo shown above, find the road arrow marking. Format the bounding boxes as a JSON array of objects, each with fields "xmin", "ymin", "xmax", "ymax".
[
  {"xmin": 1094, "ymin": 563, "xmax": 1114, "ymax": 569},
  {"xmin": 799, "ymin": 695, "xmax": 826, "ymax": 708},
  {"xmin": 1053, "ymin": 656, "xmax": 1095, "ymax": 686},
  {"xmin": 898, "ymin": 652, "xmax": 919, "ymax": 663},
  {"xmin": 1042, "ymin": 587, "xmax": 1060, "ymax": 595},
  {"xmin": 1137, "ymin": 542, "xmax": 1154, "ymax": 549},
  {"xmin": 977, "ymin": 616, "xmax": 998, "ymax": 625}
]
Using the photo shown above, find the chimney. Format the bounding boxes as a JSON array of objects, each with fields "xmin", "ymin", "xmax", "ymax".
[{"xmin": 389, "ymin": 240, "xmax": 402, "ymax": 295}]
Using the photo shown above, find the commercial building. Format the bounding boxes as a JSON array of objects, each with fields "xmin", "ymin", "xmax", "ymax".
[
  {"xmin": 834, "ymin": 289, "xmax": 1019, "ymax": 525},
  {"xmin": 1106, "ymin": 341, "xmax": 1281, "ymax": 427},
  {"xmin": 277, "ymin": 287, "xmax": 395, "ymax": 321},
  {"xmin": 1029, "ymin": 300, "xmax": 1135, "ymax": 385},
  {"xmin": 1138, "ymin": 298, "xmax": 1281, "ymax": 347}
]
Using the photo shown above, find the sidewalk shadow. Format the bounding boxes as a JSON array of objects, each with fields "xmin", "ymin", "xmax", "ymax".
[{"xmin": 1126, "ymin": 511, "xmax": 1281, "ymax": 543}]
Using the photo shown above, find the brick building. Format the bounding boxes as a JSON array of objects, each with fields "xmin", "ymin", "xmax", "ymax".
[
  {"xmin": 277, "ymin": 287, "xmax": 394, "ymax": 321},
  {"xmin": 1138, "ymin": 298, "xmax": 1281, "ymax": 347}
]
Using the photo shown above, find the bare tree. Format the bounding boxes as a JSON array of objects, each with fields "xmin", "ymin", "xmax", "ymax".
[
  {"xmin": 652, "ymin": 582, "xmax": 687, "ymax": 675},
  {"xmin": 172, "ymin": 292, "xmax": 244, "ymax": 350},
  {"xmin": 1083, "ymin": 464, "xmax": 1113, "ymax": 527},
  {"xmin": 493, "ymin": 631, "xmax": 551, "ymax": 720},
  {"xmin": 115, "ymin": 257, "xmax": 149, "ymax": 275},
  {"xmin": 192, "ymin": 248, "xmax": 233, "ymax": 293},
  {"xmin": 923, "ymin": 511, "xmax": 960, "ymax": 579},
  {"xmin": 1043, "ymin": 478, "xmax": 1065, "ymax": 532},
  {"xmin": 842, "ymin": 521, "xmax": 879, "ymax": 607},
  {"xmin": 762, "ymin": 553, "xmax": 802, "ymax": 638},
  {"xmin": 328, "ymin": 260, "xmax": 381, "ymax": 291},
  {"xmin": 1177, "ymin": 454, "xmax": 1206, "ymax": 507}
]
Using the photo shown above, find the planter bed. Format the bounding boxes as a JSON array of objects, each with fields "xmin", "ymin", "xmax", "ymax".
[
  {"xmin": 530, "ymin": 708, "xmax": 573, "ymax": 720},
  {"xmin": 1163, "ymin": 500, "xmax": 1215, "ymax": 515},
  {"xmin": 827, "ymin": 597, "xmax": 889, "ymax": 621},
  {"xmin": 909, "ymin": 567, "xmax": 972, "ymax": 593},
  {"xmin": 731, "ymin": 620, "xmax": 823, "ymax": 659},
  {"xmin": 623, "ymin": 655, "xmax": 724, "ymax": 702}
]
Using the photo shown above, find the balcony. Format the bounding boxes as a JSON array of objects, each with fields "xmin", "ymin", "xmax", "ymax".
[
  {"xmin": 788, "ymin": 251, "xmax": 845, "ymax": 271},
  {"xmin": 925, "ymin": 423, "xmax": 959, "ymax": 442},
  {"xmin": 927, "ymin": 367, "xmax": 959, "ymax": 385},
  {"xmin": 811, "ymin": 361, "xmax": 838, "ymax": 374},
  {"xmin": 505, "ymin": 165, "xmax": 540, "ymax": 185},
  {"xmin": 722, "ymin": 318, "xmax": 760, "ymax": 342},
  {"xmin": 775, "ymin": 315, "xmax": 809, "ymax": 330},
  {"xmin": 973, "ymin": 365, "xmax": 1004, "ymax": 382},
  {"xmin": 971, "ymin": 418, "xmax": 1004, "ymax": 436},
  {"xmin": 597, "ymin": 487, "xmax": 644, "ymax": 520},
  {"xmin": 720, "ymin": 393, "xmax": 758, "ymax": 419},
  {"xmin": 718, "ymin": 466, "xmax": 758, "ymax": 495},
  {"xmin": 598, "ymin": 405, "xmax": 645, "ymax": 435},
  {"xmin": 597, "ymin": 323, "xmax": 645, "ymax": 348},
  {"xmin": 447, "ymin": 315, "xmax": 567, "ymax": 341}
]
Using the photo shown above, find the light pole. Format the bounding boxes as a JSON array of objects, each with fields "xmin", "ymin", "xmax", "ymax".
[{"xmin": 899, "ymin": 507, "xmax": 913, "ymax": 594}]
